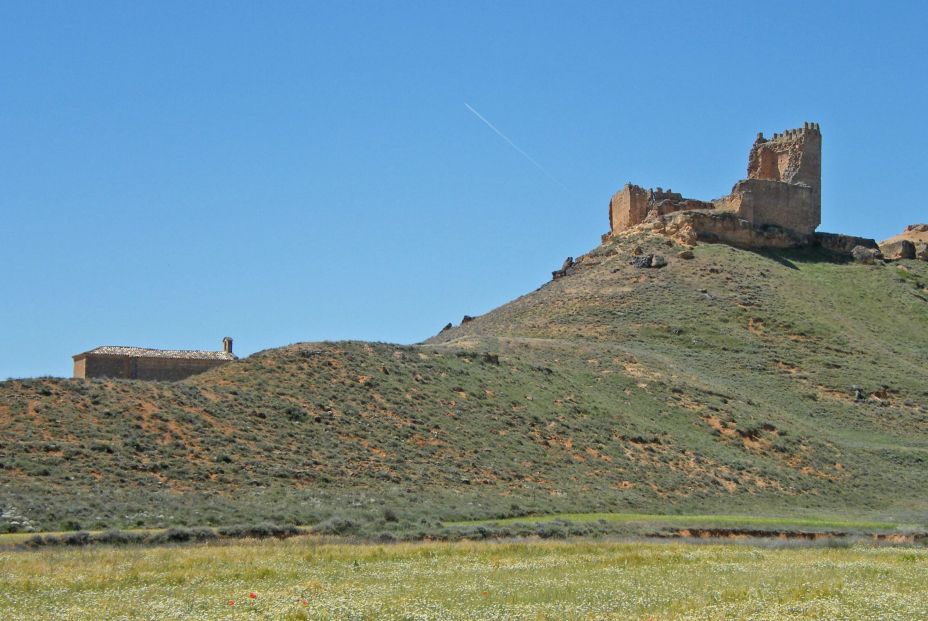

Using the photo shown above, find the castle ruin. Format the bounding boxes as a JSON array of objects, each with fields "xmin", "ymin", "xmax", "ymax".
[{"xmin": 608, "ymin": 123, "xmax": 822, "ymax": 243}]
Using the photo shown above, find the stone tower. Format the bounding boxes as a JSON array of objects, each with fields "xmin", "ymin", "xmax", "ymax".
[{"xmin": 726, "ymin": 123, "xmax": 822, "ymax": 235}]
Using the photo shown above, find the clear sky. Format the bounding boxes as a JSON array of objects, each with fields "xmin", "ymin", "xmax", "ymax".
[{"xmin": 2, "ymin": 1, "xmax": 926, "ymax": 379}]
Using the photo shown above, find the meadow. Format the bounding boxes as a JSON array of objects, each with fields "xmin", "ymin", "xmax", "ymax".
[{"xmin": 1, "ymin": 537, "xmax": 926, "ymax": 620}]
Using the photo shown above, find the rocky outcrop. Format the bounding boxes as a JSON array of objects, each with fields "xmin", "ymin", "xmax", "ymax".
[
  {"xmin": 815, "ymin": 233, "xmax": 879, "ymax": 255},
  {"xmin": 852, "ymin": 246, "xmax": 883, "ymax": 264},
  {"xmin": 880, "ymin": 224, "xmax": 928, "ymax": 261},
  {"xmin": 645, "ymin": 210, "xmax": 810, "ymax": 249},
  {"xmin": 881, "ymin": 240, "xmax": 916, "ymax": 260},
  {"xmin": 552, "ymin": 257, "xmax": 576, "ymax": 280},
  {"xmin": 630, "ymin": 254, "xmax": 667, "ymax": 269}
]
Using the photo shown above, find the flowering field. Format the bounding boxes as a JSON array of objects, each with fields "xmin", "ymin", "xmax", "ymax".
[{"xmin": 1, "ymin": 538, "xmax": 926, "ymax": 620}]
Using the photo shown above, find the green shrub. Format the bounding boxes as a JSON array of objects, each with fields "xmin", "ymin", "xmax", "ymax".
[
  {"xmin": 286, "ymin": 406, "xmax": 308, "ymax": 422},
  {"xmin": 312, "ymin": 517, "xmax": 359, "ymax": 536},
  {"xmin": 218, "ymin": 523, "xmax": 298, "ymax": 539},
  {"xmin": 63, "ymin": 531, "xmax": 91, "ymax": 546}
]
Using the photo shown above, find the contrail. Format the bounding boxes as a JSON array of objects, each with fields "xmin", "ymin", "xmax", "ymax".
[{"xmin": 464, "ymin": 103, "xmax": 568, "ymax": 191}]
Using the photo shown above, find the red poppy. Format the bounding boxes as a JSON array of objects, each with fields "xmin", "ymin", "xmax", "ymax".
[
  {"xmin": 302, "ymin": 599, "xmax": 309, "ymax": 605},
  {"xmin": 228, "ymin": 600, "xmax": 235, "ymax": 606},
  {"xmin": 249, "ymin": 592, "xmax": 257, "ymax": 599}
]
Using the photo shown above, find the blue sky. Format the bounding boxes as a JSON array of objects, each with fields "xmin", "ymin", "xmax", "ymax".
[{"xmin": 2, "ymin": 1, "xmax": 926, "ymax": 378}]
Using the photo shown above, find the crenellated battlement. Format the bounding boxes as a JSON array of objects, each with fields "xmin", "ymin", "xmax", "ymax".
[
  {"xmin": 761, "ymin": 122, "xmax": 821, "ymax": 143},
  {"xmin": 649, "ymin": 187, "xmax": 683, "ymax": 201},
  {"xmin": 747, "ymin": 122, "xmax": 821, "ymax": 193}
]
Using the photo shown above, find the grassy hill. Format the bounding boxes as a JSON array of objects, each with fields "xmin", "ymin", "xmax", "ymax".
[{"xmin": 2, "ymin": 231, "xmax": 928, "ymax": 534}]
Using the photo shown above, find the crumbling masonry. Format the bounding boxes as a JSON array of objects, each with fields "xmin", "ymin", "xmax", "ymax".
[{"xmin": 608, "ymin": 123, "xmax": 822, "ymax": 242}]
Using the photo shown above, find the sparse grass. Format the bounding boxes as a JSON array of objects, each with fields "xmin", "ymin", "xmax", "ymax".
[{"xmin": 0, "ymin": 538, "xmax": 926, "ymax": 620}]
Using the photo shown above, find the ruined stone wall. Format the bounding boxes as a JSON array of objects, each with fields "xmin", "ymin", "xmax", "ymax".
[
  {"xmin": 609, "ymin": 184, "xmax": 714, "ymax": 234},
  {"xmin": 648, "ymin": 196, "xmax": 715, "ymax": 219},
  {"xmin": 723, "ymin": 178, "xmax": 819, "ymax": 235},
  {"xmin": 609, "ymin": 184, "xmax": 650, "ymax": 232},
  {"xmin": 816, "ymin": 232, "xmax": 879, "ymax": 254}
]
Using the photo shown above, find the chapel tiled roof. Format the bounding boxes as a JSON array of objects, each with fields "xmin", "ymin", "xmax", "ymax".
[{"xmin": 74, "ymin": 346, "xmax": 236, "ymax": 361}]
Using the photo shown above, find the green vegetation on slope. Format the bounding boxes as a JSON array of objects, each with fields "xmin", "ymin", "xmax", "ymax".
[
  {"xmin": 1, "ymin": 538, "xmax": 926, "ymax": 620},
  {"xmin": 2, "ymin": 232, "xmax": 927, "ymax": 532}
]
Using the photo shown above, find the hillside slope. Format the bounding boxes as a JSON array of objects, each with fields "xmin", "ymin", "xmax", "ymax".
[{"xmin": 2, "ymin": 231, "xmax": 928, "ymax": 532}]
